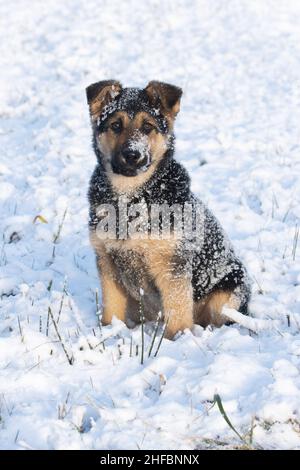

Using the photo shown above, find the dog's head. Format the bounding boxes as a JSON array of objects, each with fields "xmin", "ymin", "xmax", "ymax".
[{"xmin": 86, "ymin": 80, "xmax": 182, "ymax": 186}]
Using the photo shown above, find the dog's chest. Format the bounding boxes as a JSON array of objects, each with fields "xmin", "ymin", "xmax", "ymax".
[{"xmin": 106, "ymin": 241, "xmax": 158, "ymax": 301}]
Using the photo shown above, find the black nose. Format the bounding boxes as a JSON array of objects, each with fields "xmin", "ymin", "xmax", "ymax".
[{"xmin": 122, "ymin": 149, "xmax": 141, "ymax": 164}]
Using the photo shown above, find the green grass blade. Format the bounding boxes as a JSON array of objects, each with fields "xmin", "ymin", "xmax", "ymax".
[{"xmin": 213, "ymin": 394, "xmax": 246, "ymax": 445}]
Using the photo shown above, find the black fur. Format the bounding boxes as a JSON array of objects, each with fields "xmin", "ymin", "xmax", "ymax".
[
  {"xmin": 88, "ymin": 84, "xmax": 251, "ymax": 320},
  {"xmin": 88, "ymin": 149, "xmax": 250, "ymax": 312}
]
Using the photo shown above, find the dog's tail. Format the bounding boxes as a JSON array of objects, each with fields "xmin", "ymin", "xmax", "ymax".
[{"xmin": 222, "ymin": 306, "xmax": 280, "ymax": 333}]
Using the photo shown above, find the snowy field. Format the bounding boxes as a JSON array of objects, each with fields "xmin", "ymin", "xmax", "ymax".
[{"xmin": 1, "ymin": 0, "xmax": 300, "ymax": 450}]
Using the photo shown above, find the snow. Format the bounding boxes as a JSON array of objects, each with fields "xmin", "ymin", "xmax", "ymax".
[
  {"xmin": 0, "ymin": 0, "xmax": 300, "ymax": 450},
  {"xmin": 128, "ymin": 132, "xmax": 151, "ymax": 168}
]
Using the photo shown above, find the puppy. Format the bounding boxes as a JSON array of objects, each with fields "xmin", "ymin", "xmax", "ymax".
[{"xmin": 87, "ymin": 80, "xmax": 250, "ymax": 339}]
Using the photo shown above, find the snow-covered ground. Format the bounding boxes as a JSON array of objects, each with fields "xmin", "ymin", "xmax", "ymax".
[{"xmin": 1, "ymin": 0, "xmax": 300, "ymax": 450}]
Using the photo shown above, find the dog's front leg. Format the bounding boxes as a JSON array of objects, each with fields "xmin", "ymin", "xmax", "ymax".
[
  {"xmin": 157, "ymin": 274, "xmax": 194, "ymax": 339},
  {"xmin": 97, "ymin": 254, "xmax": 128, "ymax": 326},
  {"xmin": 163, "ymin": 277, "xmax": 194, "ymax": 339},
  {"xmin": 147, "ymin": 244, "xmax": 194, "ymax": 339}
]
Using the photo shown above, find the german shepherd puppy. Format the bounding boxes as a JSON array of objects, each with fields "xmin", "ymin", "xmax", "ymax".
[{"xmin": 87, "ymin": 80, "xmax": 250, "ymax": 339}]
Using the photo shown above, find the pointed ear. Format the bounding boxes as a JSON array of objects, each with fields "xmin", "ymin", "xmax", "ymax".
[
  {"xmin": 145, "ymin": 81, "xmax": 182, "ymax": 117},
  {"xmin": 86, "ymin": 80, "xmax": 122, "ymax": 119}
]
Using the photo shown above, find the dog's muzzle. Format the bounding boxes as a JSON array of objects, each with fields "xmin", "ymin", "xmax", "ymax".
[{"xmin": 111, "ymin": 147, "xmax": 151, "ymax": 176}]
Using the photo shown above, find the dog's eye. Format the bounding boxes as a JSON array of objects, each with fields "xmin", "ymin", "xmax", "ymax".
[
  {"xmin": 142, "ymin": 122, "xmax": 154, "ymax": 134},
  {"xmin": 110, "ymin": 120, "xmax": 122, "ymax": 133}
]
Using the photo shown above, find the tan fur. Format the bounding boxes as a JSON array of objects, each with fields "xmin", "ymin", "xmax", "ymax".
[
  {"xmin": 146, "ymin": 250, "xmax": 193, "ymax": 339},
  {"xmin": 93, "ymin": 235, "xmax": 242, "ymax": 339},
  {"xmin": 89, "ymin": 82, "xmax": 122, "ymax": 119},
  {"xmin": 97, "ymin": 111, "xmax": 130, "ymax": 158},
  {"xmin": 145, "ymin": 80, "xmax": 181, "ymax": 129},
  {"xmin": 108, "ymin": 164, "xmax": 158, "ymax": 194},
  {"xmin": 88, "ymin": 82, "xmax": 241, "ymax": 338},
  {"xmin": 97, "ymin": 111, "xmax": 168, "ymax": 194},
  {"xmin": 90, "ymin": 230, "xmax": 195, "ymax": 337},
  {"xmin": 194, "ymin": 290, "xmax": 240, "ymax": 328},
  {"xmin": 145, "ymin": 81, "xmax": 181, "ymax": 117},
  {"xmin": 97, "ymin": 251, "xmax": 128, "ymax": 325},
  {"xmin": 91, "ymin": 227, "xmax": 240, "ymax": 338}
]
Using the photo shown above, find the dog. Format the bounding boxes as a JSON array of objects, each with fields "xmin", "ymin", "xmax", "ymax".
[{"xmin": 86, "ymin": 80, "xmax": 250, "ymax": 339}]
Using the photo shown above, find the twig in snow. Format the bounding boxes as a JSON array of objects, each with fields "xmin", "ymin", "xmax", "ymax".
[
  {"xmin": 51, "ymin": 208, "xmax": 68, "ymax": 261},
  {"xmin": 252, "ymin": 276, "xmax": 264, "ymax": 295},
  {"xmin": 58, "ymin": 391, "xmax": 71, "ymax": 420},
  {"xmin": 148, "ymin": 311, "xmax": 162, "ymax": 357},
  {"xmin": 53, "ymin": 208, "xmax": 68, "ymax": 244},
  {"xmin": 48, "ymin": 307, "xmax": 74, "ymax": 365},
  {"xmin": 56, "ymin": 279, "xmax": 68, "ymax": 324},
  {"xmin": 139, "ymin": 289, "xmax": 145, "ymax": 365},
  {"xmin": 292, "ymin": 224, "xmax": 299, "ymax": 261},
  {"xmin": 46, "ymin": 308, "xmax": 50, "ymax": 336},
  {"xmin": 154, "ymin": 314, "xmax": 170, "ymax": 357},
  {"xmin": 14, "ymin": 430, "xmax": 20, "ymax": 444},
  {"xmin": 271, "ymin": 192, "xmax": 279, "ymax": 219},
  {"xmin": 95, "ymin": 288, "xmax": 102, "ymax": 333},
  {"xmin": 130, "ymin": 335, "xmax": 133, "ymax": 357},
  {"xmin": 249, "ymin": 416, "xmax": 255, "ymax": 445},
  {"xmin": 17, "ymin": 316, "xmax": 24, "ymax": 343}
]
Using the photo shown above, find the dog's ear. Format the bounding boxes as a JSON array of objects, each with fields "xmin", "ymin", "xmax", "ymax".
[
  {"xmin": 145, "ymin": 81, "xmax": 182, "ymax": 117},
  {"xmin": 86, "ymin": 80, "xmax": 122, "ymax": 119}
]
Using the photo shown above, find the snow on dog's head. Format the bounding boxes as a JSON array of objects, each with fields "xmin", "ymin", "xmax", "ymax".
[{"xmin": 86, "ymin": 80, "xmax": 182, "ymax": 189}]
